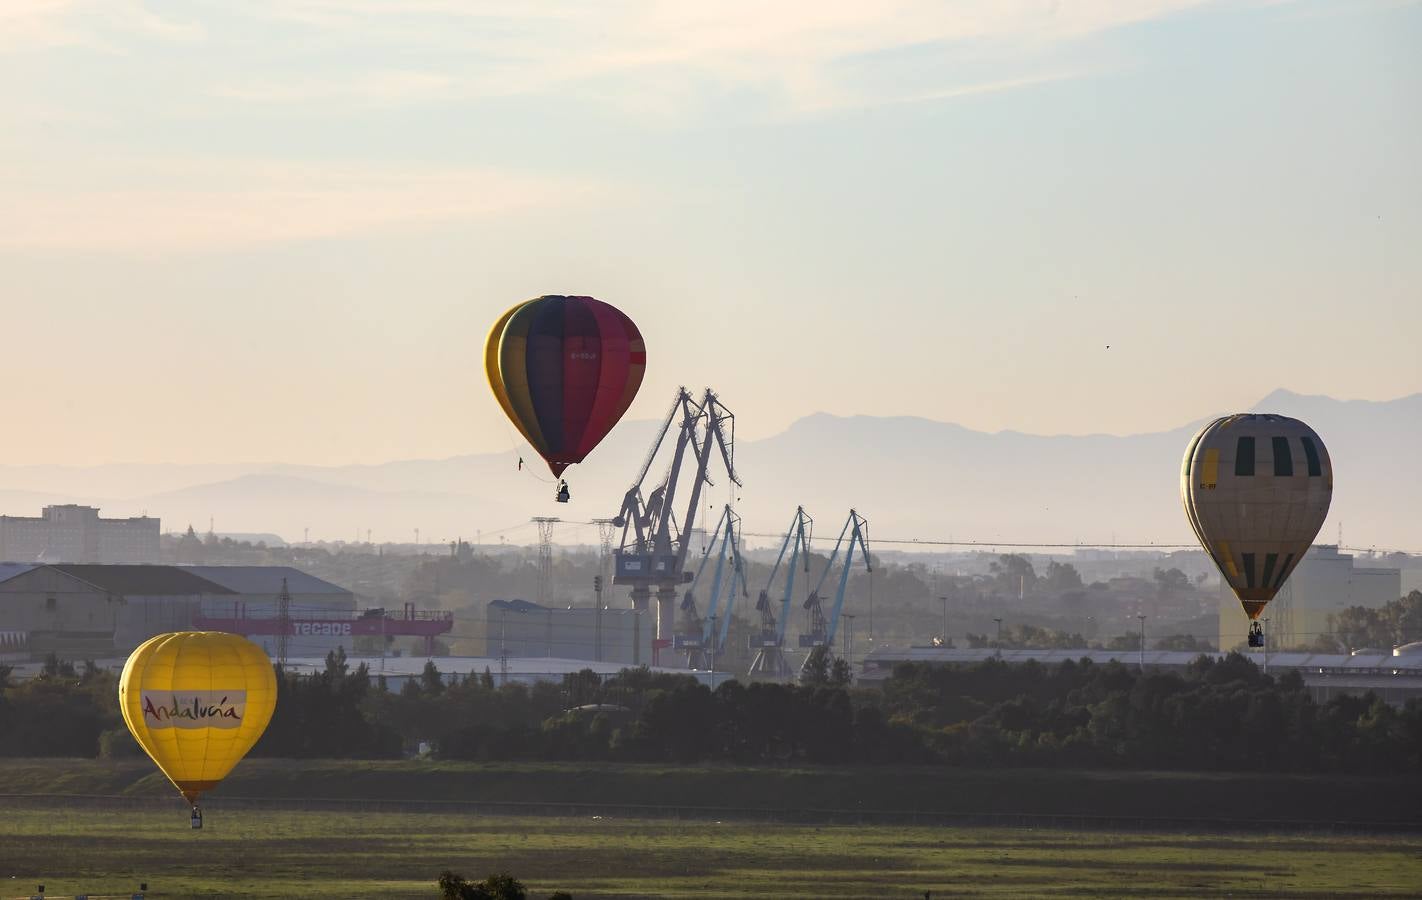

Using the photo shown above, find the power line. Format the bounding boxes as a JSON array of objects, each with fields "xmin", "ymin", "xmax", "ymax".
[
  {"xmin": 544, "ymin": 518, "xmax": 1421, "ymax": 556},
  {"xmin": 550, "ymin": 519, "xmax": 1196, "ymax": 551}
]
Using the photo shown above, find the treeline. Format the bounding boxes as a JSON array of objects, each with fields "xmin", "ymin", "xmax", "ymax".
[
  {"xmin": 1323, "ymin": 590, "xmax": 1422, "ymax": 653},
  {"xmin": 0, "ymin": 657, "xmax": 126, "ymax": 758},
  {"xmin": 6, "ymin": 649, "xmax": 1416, "ymax": 775},
  {"xmin": 881, "ymin": 654, "xmax": 1420, "ymax": 772},
  {"xmin": 961, "ymin": 622, "xmax": 1213, "ymax": 652}
]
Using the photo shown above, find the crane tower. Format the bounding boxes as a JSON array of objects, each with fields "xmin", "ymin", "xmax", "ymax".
[{"xmin": 610, "ymin": 387, "xmax": 739, "ymax": 664}]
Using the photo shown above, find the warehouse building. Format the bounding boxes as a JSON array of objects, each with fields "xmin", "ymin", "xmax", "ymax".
[
  {"xmin": 485, "ymin": 598, "xmax": 652, "ymax": 666},
  {"xmin": 0, "ymin": 563, "xmax": 354, "ymax": 659}
]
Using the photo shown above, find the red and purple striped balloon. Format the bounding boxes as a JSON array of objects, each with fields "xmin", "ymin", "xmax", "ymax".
[{"xmin": 485, "ymin": 296, "xmax": 646, "ymax": 477}]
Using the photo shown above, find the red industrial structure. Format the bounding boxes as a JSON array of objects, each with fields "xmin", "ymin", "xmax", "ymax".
[{"xmin": 193, "ymin": 603, "xmax": 454, "ymax": 656}]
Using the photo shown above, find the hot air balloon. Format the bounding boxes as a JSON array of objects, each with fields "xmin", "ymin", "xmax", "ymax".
[
  {"xmin": 119, "ymin": 632, "xmax": 277, "ymax": 828},
  {"xmin": 486, "ymin": 295, "xmax": 646, "ymax": 500},
  {"xmin": 1181, "ymin": 414, "xmax": 1332, "ymax": 648}
]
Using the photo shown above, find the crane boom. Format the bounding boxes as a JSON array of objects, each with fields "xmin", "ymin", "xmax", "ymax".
[
  {"xmin": 800, "ymin": 509, "xmax": 871, "ymax": 650},
  {"xmin": 760, "ymin": 507, "xmax": 812, "ymax": 644},
  {"xmin": 777, "ymin": 510, "xmax": 812, "ymax": 644},
  {"xmin": 704, "ymin": 509, "xmax": 748, "ymax": 648},
  {"xmin": 747, "ymin": 507, "xmax": 812, "ymax": 679},
  {"xmin": 824, "ymin": 511, "xmax": 870, "ymax": 647}
]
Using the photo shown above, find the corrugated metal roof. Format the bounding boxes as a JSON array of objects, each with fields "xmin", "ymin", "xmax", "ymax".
[
  {"xmin": 183, "ymin": 566, "xmax": 351, "ymax": 596},
  {"xmin": 0, "ymin": 563, "xmax": 36, "ymax": 584},
  {"xmin": 49, "ymin": 564, "xmax": 235, "ymax": 595},
  {"xmin": 488, "ymin": 598, "xmax": 548, "ymax": 612}
]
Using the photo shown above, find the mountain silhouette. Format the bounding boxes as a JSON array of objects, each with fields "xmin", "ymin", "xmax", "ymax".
[{"xmin": 0, "ymin": 390, "xmax": 1415, "ymax": 550}]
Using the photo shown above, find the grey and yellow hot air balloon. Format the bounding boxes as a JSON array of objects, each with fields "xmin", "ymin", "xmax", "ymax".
[{"xmin": 1181, "ymin": 414, "xmax": 1332, "ymax": 648}]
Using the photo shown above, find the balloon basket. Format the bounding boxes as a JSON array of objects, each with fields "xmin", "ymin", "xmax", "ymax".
[{"xmin": 190, "ymin": 806, "xmax": 203, "ymax": 830}]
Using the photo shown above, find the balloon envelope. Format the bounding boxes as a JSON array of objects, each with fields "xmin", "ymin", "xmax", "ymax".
[
  {"xmin": 1181, "ymin": 414, "xmax": 1332, "ymax": 619},
  {"xmin": 486, "ymin": 295, "xmax": 646, "ymax": 477},
  {"xmin": 118, "ymin": 631, "xmax": 277, "ymax": 805}
]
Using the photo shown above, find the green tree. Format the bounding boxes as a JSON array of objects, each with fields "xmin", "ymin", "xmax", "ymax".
[
  {"xmin": 325, "ymin": 646, "xmax": 349, "ymax": 678},
  {"xmin": 1153, "ymin": 567, "xmax": 1192, "ymax": 595},
  {"xmin": 438, "ymin": 871, "xmax": 527, "ymax": 900},
  {"xmin": 563, "ymin": 669, "xmax": 602, "ymax": 707},
  {"xmin": 1389, "ymin": 591, "xmax": 1422, "ymax": 646},
  {"xmin": 1154, "ymin": 634, "xmax": 1211, "ymax": 652},
  {"xmin": 1105, "ymin": 632, "xmax": 1142, "ymax": 651},
  {"xmin": 1043, "ymin": 561, "xmax": 1083, "ymax": 593},
  {"xmin": 800, "ymin": 646, "xmax": 831, "ymax": 686},
  {"xmin": 41, "ymin": 653, "xmax": 76, "ymax": 679},
  {"xmin": 1334, "ymin": 606, "xmax": 1392, "ymax": 650},
  {"xmin": 1301, "ymin": 633, "xmax": 1344, "ymax": 654},
  {"xmin": 421, "ymin": 660, "xmax": 446, "ymax": 695},
  {"xmin": 989, "ymin": 554, "xmax": 1037, "ymax": 595}
]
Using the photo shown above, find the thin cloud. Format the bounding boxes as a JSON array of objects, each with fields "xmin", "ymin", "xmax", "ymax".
[
  {"xmin": 0, "ymin": 0, "xmax": 83, "ymax": 51},
  {"xmin": 0, "ymin": 0, "xmax": 202, "ymax": 52},
  {"xmin": 215, "ymin": 70, "xmax": 458, "ymax": 107},
  {"xmin": 237, "ymin": 0, "xmax": 1226, "ymax": 112},
  {"xmin": 0, "ymin": 160, "xmax": 600, "ymax": 252},
  {"xmin": 834, "ymin": 70, "xmax": 1087, "ymax": 114},
  {"xmin": 11, "ymin": 1, "xmax": 1238, "ymax": 110}
]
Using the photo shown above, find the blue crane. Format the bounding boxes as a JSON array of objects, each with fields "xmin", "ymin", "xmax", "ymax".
[
  {"xmin": 748, "ymin": 507, "xmax": 813, "ymax": 678},
  {"xmin": 703, "ymin": 506, "xmax": 748, "ymax": 653},
  {"xmin": 674, "ymin": 504, "xmax": 746, "ymax": 669},
  {"xmin": 798, "ymin": 509, "xmax": 870, "ymax": 652}
]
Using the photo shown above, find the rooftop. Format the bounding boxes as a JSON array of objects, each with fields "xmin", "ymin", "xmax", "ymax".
[
  {"xmin": 0, "ymin": 563, "xmax": 36, "ymax": 585},
  {"xmin": 0, "ymin": 563, "xmax": 350, "ymax": 597},
  {"xmin": 183, "ymin": 565, "xmax": 350, "ymax": 596},
  {"xmin": 50, "ymin": 564, "xmax": 236, "ymax": 596}
]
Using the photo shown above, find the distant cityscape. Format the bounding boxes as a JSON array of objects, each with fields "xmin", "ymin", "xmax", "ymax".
[{"xmin": 0, "ymin": 500, "xmax": 1418, "ymax": 706}]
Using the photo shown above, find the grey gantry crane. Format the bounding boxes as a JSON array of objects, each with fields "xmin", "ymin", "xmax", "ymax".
[
  {"xmin": 611, "ymin": 387, "xmax": 739, "ymax": 664},
  {"xmin": 748, "ymin": 506, "xmax": 813, "ymax": 678}
]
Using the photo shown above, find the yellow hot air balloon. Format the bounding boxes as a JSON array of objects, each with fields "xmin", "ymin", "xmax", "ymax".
[
  {"xmin": 119, "ymin": 632, "xmax": 277, "ymax": 826},
  {"xmin": 1181, "ymin": 414, "xmax": 1332, "ymax": 647}
]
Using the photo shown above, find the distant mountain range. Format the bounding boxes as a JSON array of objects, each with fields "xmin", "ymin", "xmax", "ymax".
[{"xmin": 0, "ymin": 389, "xmax": 1417, "ymax": 551}]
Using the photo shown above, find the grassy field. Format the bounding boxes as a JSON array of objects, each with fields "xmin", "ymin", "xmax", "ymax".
[
  {"xmin": 1, "ymin": 804, "xmax": 1420, "ymax": 900},
  {"xmin": 1, "ymin": 759, "xmax": 1419, "ymax": 828}
]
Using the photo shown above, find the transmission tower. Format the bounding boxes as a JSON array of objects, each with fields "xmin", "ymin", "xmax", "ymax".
[
  {"xmin": 532, "ymin": 517, "xmax": 560, "ymax": 605},
  {"xmin": 592, "ymin": 518, "xmax": 616, "ymax": 605},
  {"xmin": 275, "ymin": 576, "xmax": 291, "ymax": 666}
]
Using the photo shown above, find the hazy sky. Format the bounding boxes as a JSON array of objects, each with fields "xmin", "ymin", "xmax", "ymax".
[{"xmin": 2, "ymin": 0, "xmax": 1418, "ymax": 466}]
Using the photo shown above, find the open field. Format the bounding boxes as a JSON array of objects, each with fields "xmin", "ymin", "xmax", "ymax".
[
  {"xmin": 1, "ymin": 759, "xmax": 1419, "ymax": 830},
  {"xmin": 2, "ymin": 761, "xmax": 1417, "ymax": 898},
  {"xmin": 2, "ymin": 804, "xmax": 1420, "ymax": 900}
]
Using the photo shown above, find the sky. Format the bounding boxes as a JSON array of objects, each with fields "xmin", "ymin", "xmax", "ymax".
[{"xmin": 1, "ymin": 0, "xmax": 1418, "ymax": 467}]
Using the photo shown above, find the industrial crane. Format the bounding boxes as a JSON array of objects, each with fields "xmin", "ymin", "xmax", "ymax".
[
  {"xmin": 611, "ymin": 387, "xmax": 739, "ymax": 664},
  {"xmin": 748, "ymin": 506, "xmax": 813, "ymax": 678},
  {"xmin": 798, "ymin": 510, "xmax": 870, "ymax": 661},
  {"xmin": 674, "ymin": 504, "xmax": 748, "ymax": 670}
]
